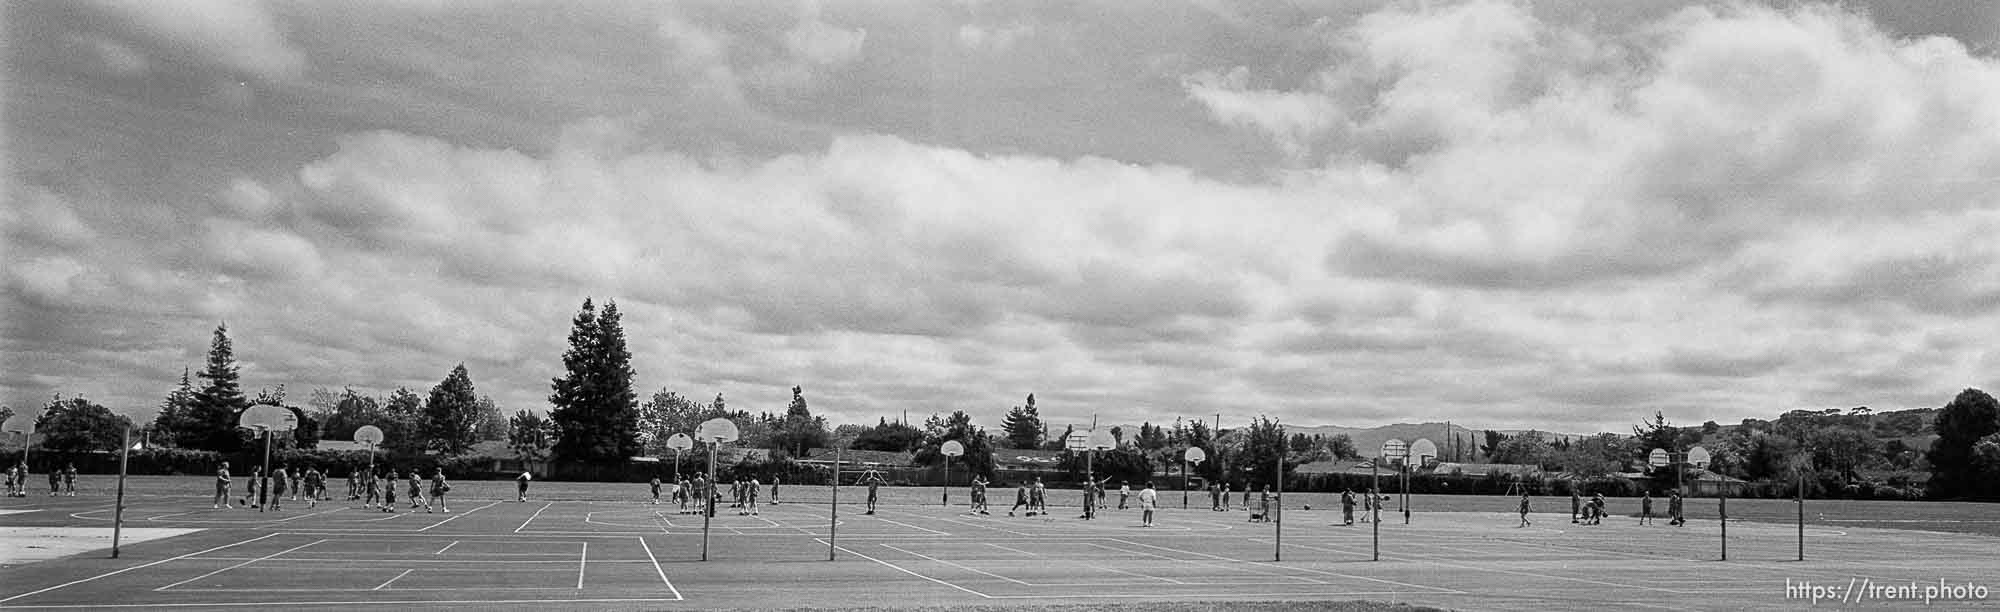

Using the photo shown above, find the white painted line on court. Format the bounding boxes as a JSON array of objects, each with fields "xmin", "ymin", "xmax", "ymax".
[
  {"xmin": 864, "ymin": 512, "xmax": 950, "ymax": 536},
  {"xmin": 516, "ymin": 501, "xmax": 553, "ymax": 533},
  {"xmin": 371, "ymin": 569, "xmax": 413, "ymax": 591},
  {"xmin": 155, "ymin": 538, "xmax": 328, "ymax": 591},
  {"xmin": 417, "ymin": 501, "xmax": 498, "ymax": 532},
  {"xmin": 928, "ymin": 513, "xmax": 1036, "ymax": 537},
  {"xmin": 1086, "ymin": 541, "xmax": 1320, "ymax": 584},
  {"xmin": 0, "ymin": 597, "xmax": 694, "ymax": 608},
  {"xmin": 636, "ymin": 536, "xmax": 683, "ymax": 600},
  {"xmin": 1275, "ymin": 539, "xmax": 1660, "ymax": 594},
  {"xmin": 0, "ymin": 532, "xmax": 273, "ymax": 605},
  {"xmin": 878, "ymin": 543, "xmax": 1031, "ymax": 586},
  {"xmin": 1112, "ymin": 538, "xmax": 1460, "ymax": 593},
  {"xmin": 434, "ymin": 541, "xmax": 459, "ymax": 555},
  {"xmin": 270, "ymin": 508, "xmax": 346, "ymax": 522},
  {"xmin": 985, "ymin": 543, "xmax": 1187, "ymax": 585},
  {"xmin": 576, "ymin": 541, "xmax": 587, "ymax": 589},
  {"xmin": 820, "ymin": 539, "xmax": 991, "ymax": 599}
]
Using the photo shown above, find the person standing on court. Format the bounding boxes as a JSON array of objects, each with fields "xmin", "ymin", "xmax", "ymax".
[
  {"xmin": 1518, "ymin": 491, "xmax": 1532, "ymax": 527},
  {"xmin": 650, "ymin": 475, "xmax": 663, "ymax": 505},
  {"xmin": 268, "ymin": 464, "xmax": 288, "ymax": 511},
  {"xmin": 47, "ymin": 465, "xmax": 61, "ymax": 497},
  {"xmin": 1209, "ymin": 482, "xmax": 1222, "ymax": 511},
  {"xmin": 1640, "ymin": 491, "xmax": 1654, "ymax": 525},
  {"xmin": 1340, "ymin": 488, "xmax": 1356, "ymax": 525},
  {"xmin": 971, "ymin": 476, "xmax": 989, "ymax": 514},
  {"xmin": 516, "ymin": 470, "xmax": 531, "ymax": 502},
  {"xmin": 862, "ymin": 470, "xmax": 885, "ymax": 515},
  {"xmin": 1571, "ymin": 489, "xmax": 1582, "ymax": 524},
  {"xmin": 770, "ymin": 476, "xmax": 780, "ymax": 504},
  {"xmin": 62, "ymin": 463, "xmax": 77, "ymax": 496},
  {"xmin": 1008, "ymin": 480, "xmax": 1031, "ymax": 516},
  {"xmin": 430, "ymin": 467, "xmax": 450, "ymax": 513},
  {"xmin": 242, "ymin": 465, "xmax": 261, "ymax": 509},
  {"xmin": 1030, "ymin": 476, "xmax": 1048, "ymax": 515},
  {"xmin": 406, "ymin": 469, "xmax": 426, "ymax": 511},
  {"xmin": 1668, "ymin": 491, "xmax": 1684, "ymax": 526},
  {"xmin": 1117, "ymin": 480, "xmax": 1131, "ymax": 510},
  {"xmin": 382, "ymin": 469, "xmax": 399, "ymax": 512},
  {"xmin": 744, "ymin": 477, "xmax": 761, "ymax": 516},
  {"xmin": 213, "ymin": 461, "xmax": 233, "ymax": 509},
  {"xmin": 1138, "ymin": 482, "xmax": 1158, "ymax": 527}
]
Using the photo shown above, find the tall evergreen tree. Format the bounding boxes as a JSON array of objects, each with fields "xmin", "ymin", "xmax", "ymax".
[
  {"xmin": 150, "ymin": 368, "xmax": 197, "ymax": 447},
  {"xmin": 769, "ymin": 385, "xmax": 828, "ymax": 457},
  {"xmin": 189, "ymin": 325, "xmax": 250, "ymax": 452},
  {"xmin": 1002, "ymin": 393, "xmax": 1044, "ymax": 449},
  {"xmin": 381, "ymin": 388, "xmax": 425, "ymax": 454},
  {"xmin": 1929, "ymin": 388, "xmax": 2000, "ymax": 498},
  {"xmin": 548, "ymin": 298, "xmax": 642, "ymax": 462},
  {"xmin": 423, "ymin": 363, "xmax": 481, "ymax": 456}
]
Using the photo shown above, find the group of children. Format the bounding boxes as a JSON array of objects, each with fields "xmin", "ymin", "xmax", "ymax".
[
  {"xmin": 207, "ymin": 462, "xmax": 449, "ymax": 513},
  {"xmin": 3, "ymin": 463, "xmax": 79, "ymax": 497},
  {"xmin": 1562, "ymin": 489, "xmax": 1686, "ymax": 526}
]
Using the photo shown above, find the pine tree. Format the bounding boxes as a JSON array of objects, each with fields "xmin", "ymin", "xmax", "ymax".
[
  {"xmin": 189, "ymin": 325, "xmax": 250, "ymax": 452},
  {"xmin": 423, "ymin": 363, "xmax": 481, "ymax": 456},
  {"xmin": 548, "ymin": 298, "xmax": 642, "ymax": 462},
  {"xmin": 770, "ymin": 386, "xmax": 828, "ymax": 457},
  {"xmin": 1002, "ymin": 393, "xmax": 1044, "ymax": 449},
  {"xmin": 151, "ymin": 368, "xmax": 197, "ymax": 447}
]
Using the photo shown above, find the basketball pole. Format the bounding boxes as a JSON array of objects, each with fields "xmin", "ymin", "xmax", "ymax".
[
  {"xmin": 1273, "ymin": 457, "xmax": 1282, "ymax": 562},
  {"xmin": 1371, "ymin": 458, "xmax": 1380, "ymax": 562},
  {"xmin": 1719, "ymin": 493, "xmax": 1728, "ymax": 561},
  {"xmin": 828, "ymin": 444, "xmax": 839, "ymax": 561},
  {"xmin": 702, "ymin": 438, "xmax": 716, "ymax": 562},
  {"xmin": 1181, "ymin": 458, "xmax": 1189, "ymax": 510},
  {"xmin": 259, "ymin": 428, "xmax": 272, "ymax": 510},
  {"xmin": 942, "ymin": 453, "xmax": 951, "ymax": 507},
  {"xmin": 112, "ymin": 426, "xmax": 130, "ymax": 558},
  {"xmin": 1796, "ymin": 470, "xmax": 1805, "ymax": 561}
]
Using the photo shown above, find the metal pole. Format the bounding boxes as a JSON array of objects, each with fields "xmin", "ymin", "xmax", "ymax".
[
  {"xmin": 1088, "ymin": 452, "xmax": 1104, "ymax": 520},
  {"xmin": 260, "ymin": 429, "xmax": 272, "ymax": 511},
  {"xmin": 1403, "ymin": 464, "xmax": 1410, "ymax": 524},
  {"xmin": 1720, "ymin": 493, "xmax": 1728, "ymax": 561},
  {"xmin": 1796, "ymin": 471, "xmax": 1805, "ymax": 561},
  {"xmin": 113, "ymin": 427, "xmax": 130, "ymax": 558},
  {"xmin": 1371, "ymin": 459, "xmax": 1380, "ymax": 561},
  {"xmin": 1274, "ymin": 457, "xmax": 1282, "ymax": 562},
  {"xmin": 702, "ymin": 440, "xmax": 716, "ymax": 561},
  {"xmin": 1182, "ymin": 459, "xmax": 1189, "ymax": 510},
  {"xmin": 942, "ymin": 455, "xmax": 951, "ymax": 507},
  {"xmin": 828, "ymin": 445, "xmax": 839, "ymax": 561}
]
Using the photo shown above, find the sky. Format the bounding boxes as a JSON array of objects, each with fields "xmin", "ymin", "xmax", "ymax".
[{"xmin": 3, "ymin": 0, "xmax": 1999, "ymax": 436}]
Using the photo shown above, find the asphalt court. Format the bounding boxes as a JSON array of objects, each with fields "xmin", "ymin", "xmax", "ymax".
[{"xmin": 4, "ymin": 495, "xmax": 1998, "ymax": 610}]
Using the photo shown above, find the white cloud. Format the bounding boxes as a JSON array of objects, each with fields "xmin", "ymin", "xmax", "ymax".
[
  {"xmin": 1182, "ymin": 67, "xmax": 1342, "ymax": 163},
  {"xmin": 79, "ymin": 0, "xmax": 306, "ymax": 81},
  {"xmin": 957, "ymin": 22, "xmax": 1032, "ymax": 53},
  {"xmin": 784, "ymin": 13, "xmax": 866, "ymax": 68}
]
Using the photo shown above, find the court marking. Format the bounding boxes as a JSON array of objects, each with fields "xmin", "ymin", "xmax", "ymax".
[
  {"xmin": 1271, "ymin": 538, "xmax": 1684, "ymax": 594},
  {"xmin": 1108, "ymin": 538, "xmax": 1462, "ymax": 594},
  {"xmin": 984, "ymin": 543, "xmax": 1187, "ymax": 585},
  {"xmin": 417, "ymin": 501, "xmax": 499, "ymax": 531},
  {"xmin": 434, "ymin": 540, "xmax": 459, "ymax": 555},
  {"xmin": 516, "ymin": 501, "xmax": 553, "ymax": 533},
  {"xmin": 635, "ymin": 536, "xmax": 684, "ymax": 600},
  {"xmin": 372, "ymin": 569, "xmax": 413, "ymax": 591},
  {"xmin": 0, "ymin": 533, "xmax": 277, "ymax": 605},
  {"xmin": 155, "ymin": 538, "xmax": 328, "ymax": 591},
  {"xmin": 0, "ymin": 598, "xmax": 695, "ymax": 609},
  {"xmin": 823, "ymin": 540, "xmax": 992, "ymax": 599}
]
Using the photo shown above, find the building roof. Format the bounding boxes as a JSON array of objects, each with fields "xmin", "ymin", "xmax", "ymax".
[
  {"xmin": 797, "ymin": 448, "xmax": 912, "ymax": 466},
  {"xmin": 1428, "ymin": 462, "xmax": 1543, "ymax": 478},
  {"xmin": 993, "ymin": 448, "xmax": 1065, "ymax": 468},
  {"xmin": 1294, "ymin": 459, "xmax": 1383, "ymax": 475}
]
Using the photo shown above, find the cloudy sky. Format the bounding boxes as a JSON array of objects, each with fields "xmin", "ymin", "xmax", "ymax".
[{"xmin": 4, "ymin": 0, "xmax": 1998, "ymax": 436}]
